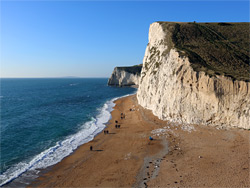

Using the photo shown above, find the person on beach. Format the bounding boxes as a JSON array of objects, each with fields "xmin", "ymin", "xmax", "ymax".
[
  {"xmin": 107, "ymin": 130, "xmax": 109, "ymax": 134},
  {"xmin": 115, "ymin": 124, "xmax": 118, "ymax": 128},
  {"xmin": 115, "ymin": 120, "xmax": 118, "ymax": 124},
  {"xmin": 118, "ymin": 125, "xmax": 120, "ymax": 128},
  {"xmin": 104, "ymin": 130, "xmax": 106, "ymax": 134},
  {"xmin": 90, "ymin": 146, "xmax": 93, "ymax": 151},
  {"xmin": 149, "ymin": 136, "xmax": 153, "ymax": 140}
]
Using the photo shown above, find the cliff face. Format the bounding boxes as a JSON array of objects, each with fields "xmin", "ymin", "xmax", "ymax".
[
  {"xmin": 108, "ymin": 65, "xmax": 142, "ymax": 87},
  {"xmin": 137, "ymin": 22, "xmax": 250, "ymax": 129}
]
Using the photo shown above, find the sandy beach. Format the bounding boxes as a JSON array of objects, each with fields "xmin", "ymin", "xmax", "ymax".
[{"xmin": 30, "ymin": 95, "xmax": 249, "ymax": 187}]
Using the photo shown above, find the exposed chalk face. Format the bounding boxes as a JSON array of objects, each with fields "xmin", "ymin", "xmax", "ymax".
[
  {"xmin": 137, "ymin": 22, "xmax": 250, "ymax": 129},
  {"xmin": 108, "ymin": 66, "xmax": 141, "ymax": 87},
  {"xmin": 148, "ymin": 22, "xmax": 166, "ymax": 46}
]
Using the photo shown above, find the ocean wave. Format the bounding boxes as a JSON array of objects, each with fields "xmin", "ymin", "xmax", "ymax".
[
  {"xmin": 0, "ymin": 93, "xmax": 134, "ymax": 187},
  {"xmin": 69, "ymin": 83, "xmax": 78, "ymax": 86}
]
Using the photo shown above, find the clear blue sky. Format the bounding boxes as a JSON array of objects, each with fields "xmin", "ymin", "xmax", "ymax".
[{"xmin": 1, "ymin": 1, "xmax": 249, "ymax": 78}]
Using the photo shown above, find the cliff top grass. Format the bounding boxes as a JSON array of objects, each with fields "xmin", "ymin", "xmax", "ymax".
[
  {"xmin": 116, "ymin": 64, "xmax": 142, "ymax": 75},
  {"xmin": 158, "ymin": 22, "xmax": 250, "ymax": 82}
]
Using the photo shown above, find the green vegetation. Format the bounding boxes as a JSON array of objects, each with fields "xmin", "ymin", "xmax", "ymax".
[
  {"xmin": 116, "ymin": 64, "xmax": 142, "ymax": 75},
  {"xmin": 158, "ymin": 22, "xmax": 250, "ymax": 81},
  {"xmin": 143, "ymin": 45, "xmax": 162, "ymax": 76}
]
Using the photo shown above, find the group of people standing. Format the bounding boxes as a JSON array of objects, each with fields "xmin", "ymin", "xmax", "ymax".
[
  {"xmin": 115, "ymin": 124, "xmax": 120, "ymax": 128},
  {"xmin": 90, "ymin": 112, "xmax": 126, "ymax": 151},
  {"xmin": 120, "ymin": 113, "xmax": 125, "ymax": 120},
  {"xmin": 103, "ymin": 130, "xmax": 109, "ymax": 134}
]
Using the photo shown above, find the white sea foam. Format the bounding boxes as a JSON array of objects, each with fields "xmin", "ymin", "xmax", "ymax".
[
  {"xmin": 0, "ymin": 93, "xmax": 135, "ymax": 186},
  {"xmin": 69, "ymin": 83, "xmax": 78, "ymax": 86}
]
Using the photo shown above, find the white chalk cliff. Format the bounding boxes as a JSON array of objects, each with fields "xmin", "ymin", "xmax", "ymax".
[
  {"xmin": 137, "ymin": 22, "xmax": 250, "ymax": 129},
  {"xmin": 108, "ymin": 66, "xmax": 142, "ymax": 87}
]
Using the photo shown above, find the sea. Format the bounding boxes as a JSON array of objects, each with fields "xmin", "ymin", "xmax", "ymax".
[{"xmin": 0, "ymin": 78, "xmax": 136, "ymax": 186}]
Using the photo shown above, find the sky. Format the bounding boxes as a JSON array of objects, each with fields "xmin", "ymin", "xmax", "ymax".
[{"xmin": 1, "ymin": 1, "xmax": 249, "ymax": 78}]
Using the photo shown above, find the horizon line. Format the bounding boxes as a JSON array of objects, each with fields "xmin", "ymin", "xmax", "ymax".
[{"xmin": 0, "ymin": 77, "xmax": 110, "ymax": 79}]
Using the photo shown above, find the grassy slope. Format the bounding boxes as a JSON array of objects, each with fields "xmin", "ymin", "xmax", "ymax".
[
  {"xmin": 159, "ymin": 22, "xmax": 250, "ymax": 81},
  {"xmin": 116, "ymin": 64, "xmax": 142, "ymax": 75}
]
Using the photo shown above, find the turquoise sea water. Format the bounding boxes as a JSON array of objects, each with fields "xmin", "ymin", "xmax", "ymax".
[{"xmin": 0, "ymin": 78, "xmax": 136, "ymax": 186}]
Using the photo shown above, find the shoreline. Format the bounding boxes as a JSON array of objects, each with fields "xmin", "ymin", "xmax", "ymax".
[
  {"xmin": 29, "ymin": 94, "xmax": 249, "ymax": 187},
  {"xmin": 29, "ymin": 94, "xmax": 168, "ymax": 187},
  {"xmin": 1, "ymin": 93, "xmax": 135, "ymax": 187}
]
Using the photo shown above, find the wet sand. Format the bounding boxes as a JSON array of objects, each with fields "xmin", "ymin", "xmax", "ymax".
[{"xmin": 30, "ymin": 95, "xmax": 249, "ymax": 187}]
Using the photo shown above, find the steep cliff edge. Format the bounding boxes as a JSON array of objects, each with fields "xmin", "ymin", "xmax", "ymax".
[
  {"xmin": 108, "ymin": 65, "xmax": 142, "ymax": 86},
  {"xmin": 137, "ymin": 22, "xmax": 250, "ymax": 129}
]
